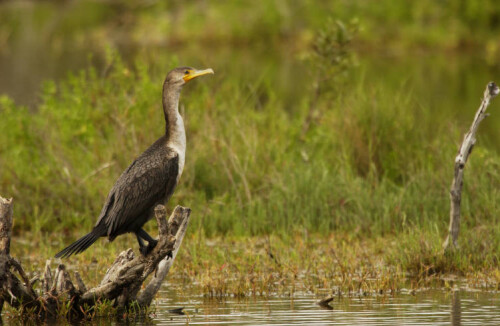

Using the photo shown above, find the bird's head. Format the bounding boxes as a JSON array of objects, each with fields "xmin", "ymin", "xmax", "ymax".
[{"xmin": 165, "ymin": 67, "xmax": 214, "ymax": 87}]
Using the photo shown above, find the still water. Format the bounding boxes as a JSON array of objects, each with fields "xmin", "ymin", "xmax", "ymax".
[{"xmin": 152, "ymin": 287, "xmax": 500, "ymax": 325}]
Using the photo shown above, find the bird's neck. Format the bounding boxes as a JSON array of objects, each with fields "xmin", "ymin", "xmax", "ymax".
[
  {"xmin": 163, "ymin": 86, "xmax": 180, "ymax": 135},
  {"xmin": 162, "ymin": 85, "xmax": 186, "ymax": 153}
]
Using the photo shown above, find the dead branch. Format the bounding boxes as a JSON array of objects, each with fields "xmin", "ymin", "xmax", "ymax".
[
  {"xmin": 0, "ymin": 197, "xmax": 13, "ymax": 256},
  {"xmin": 443, "ymin": 82, "xmax": 499, "ymax": 251},
  {"xmin": 0, "ymin": 196, "xmax": 191, "ymax": 319},
  {"xmin": 137, "ymin": 206, "xmax": 191, "ymax": 306}
]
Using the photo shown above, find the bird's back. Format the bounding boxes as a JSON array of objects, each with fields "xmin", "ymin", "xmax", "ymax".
[{"xmin": 95, "ymin": 136, "xmax": 180, "ymax": 239}]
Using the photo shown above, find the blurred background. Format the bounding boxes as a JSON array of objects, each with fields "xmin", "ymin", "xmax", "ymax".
[{"xmin": 0, "ymin": 0, "xmax": 499, "ymax": 257}]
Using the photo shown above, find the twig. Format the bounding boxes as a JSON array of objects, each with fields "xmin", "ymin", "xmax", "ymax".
[
  {"xmin": 10, "ymin": 258, "xmax": 37, "ymax": 299},
  {"xmin": 77, "ymin": 162, "xmax": 115, "ymax": 186}
]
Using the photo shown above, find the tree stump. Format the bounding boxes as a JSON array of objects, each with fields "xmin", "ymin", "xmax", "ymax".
[{"xmin": 0, "ymin": 195, "xmax": 191, "ymax": 319}]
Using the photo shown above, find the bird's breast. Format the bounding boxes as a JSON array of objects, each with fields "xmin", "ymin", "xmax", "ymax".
[{"xmin": 171, "ymin": 145, "xmax": 185, "ymax": 182}]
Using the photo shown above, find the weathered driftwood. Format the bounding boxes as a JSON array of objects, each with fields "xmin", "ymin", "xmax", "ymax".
[
  {"xmin": 443, "ymin": 82, "xmax": 499, "ymax": 251},
  {"xmin": 0, "ymin": 196, "xmax": 191, "ymax": 319}
]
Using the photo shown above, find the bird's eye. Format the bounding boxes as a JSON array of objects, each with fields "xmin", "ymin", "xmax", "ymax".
[{"xmin": 184, "ymin": 70, "xmax": 189, "ymax": 75}]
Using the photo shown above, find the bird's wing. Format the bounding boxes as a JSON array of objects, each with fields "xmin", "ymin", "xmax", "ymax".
[{"xmin": 95, "ymin": 145, "xmax": 179, "ymax": 237}]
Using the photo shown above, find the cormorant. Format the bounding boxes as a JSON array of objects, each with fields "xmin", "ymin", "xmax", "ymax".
[{"xmin": 55, "ymin": 67, "xmax": 214, "ymax": 258}]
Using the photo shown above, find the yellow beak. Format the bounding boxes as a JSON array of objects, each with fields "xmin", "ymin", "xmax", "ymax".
[{"xmin": 183, "ymin": 68, "xmax": 215, "ymax": 83}]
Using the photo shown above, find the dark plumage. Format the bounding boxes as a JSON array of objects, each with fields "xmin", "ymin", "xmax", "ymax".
[{"xmin": 55, "ymin": 66, "xmax": 214, "ymax": 258}]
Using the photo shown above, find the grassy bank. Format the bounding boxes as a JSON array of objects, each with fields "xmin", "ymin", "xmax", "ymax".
[{"xmin": 10, "ymin": 231, "xmax": 500, "ymax": 299}]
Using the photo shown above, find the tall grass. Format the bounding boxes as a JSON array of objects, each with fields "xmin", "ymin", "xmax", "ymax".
[{"xmin": 1, "ymin": 49, "xmax": 499, "ymax": 244}]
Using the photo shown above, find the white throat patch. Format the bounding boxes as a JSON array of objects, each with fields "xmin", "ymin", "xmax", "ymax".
[{"xmin": 167, "ymin": 112, "xmax": 186, "ymax": 179}]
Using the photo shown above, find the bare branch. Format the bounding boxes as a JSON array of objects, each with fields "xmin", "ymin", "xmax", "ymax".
[
  {"xmin": 0, "ymin": 197, "xmax": 13, "ymax": 255},
  {"xmin": 443, "ymin": 82, "xmax": 499, "ymax": 251}
]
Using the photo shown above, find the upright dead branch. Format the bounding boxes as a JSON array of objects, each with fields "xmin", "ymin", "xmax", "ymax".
[
  {"xmin": 0, "ymin": 197, "xmax": 13, "ymax": 256},
  {"xmin": 137, "ymin": 206, "xmax": 191, "ymax": 306},
  {"xmin": 443, "ymin": 82, "xmax": 499, "ymax": 251},
  {"xmin": 0, "ymin": 195, "xmax": 191, "ymax": 319},
  {"xmin": 0, "ymin": 197, "xmax": 13, "ymax": 315}
]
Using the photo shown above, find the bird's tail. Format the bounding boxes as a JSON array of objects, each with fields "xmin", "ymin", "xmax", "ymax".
[{"xmin": 55, "ymin": 231, "xmax": 101, "ymax": 258}]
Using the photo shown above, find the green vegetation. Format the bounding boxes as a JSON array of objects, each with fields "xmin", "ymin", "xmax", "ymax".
[
  {"xmin": 1, "ymin": 295, "xmax": 155, "ymax": 323},
  {"xmin": 1, "ymin": 0, "xmax": 500, "ymax": 52},
  {"xmin": 0, "ymin": 0, "xmax": 499, "ymax": 302}
]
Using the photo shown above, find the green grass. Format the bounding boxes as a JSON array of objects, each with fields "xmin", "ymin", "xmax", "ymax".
[{"xmin": 1, "ymin": 54, "xmax": 494, "ymax": 238}]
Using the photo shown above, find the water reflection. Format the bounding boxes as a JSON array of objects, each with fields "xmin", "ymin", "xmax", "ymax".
[
  {"xmin": 451, "ymin": 290, "xmax": 461, "ymax": 326},
  {"xmin": 152, "ymin": 287, "xmax": 500, "ymax": 325},
  {"xmin": 0, "ymin": 286, "xmax": 497, "ymax": 324}
]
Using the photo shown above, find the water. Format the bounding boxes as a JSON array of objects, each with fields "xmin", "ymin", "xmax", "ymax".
[{"xmin": 153, "ymin": 287, "xmax": 499, "ymax": 325}]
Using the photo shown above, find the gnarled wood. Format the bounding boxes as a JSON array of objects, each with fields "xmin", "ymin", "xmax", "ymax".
[
  {"xmin": 0, "ymin": 196, "xmax": 191, "ymax": 319},
  {"xmin": 137, "ymin": 206, "xmax": 191, "ymax": 306}
]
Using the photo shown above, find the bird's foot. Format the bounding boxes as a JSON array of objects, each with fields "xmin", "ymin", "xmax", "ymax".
[
  {"xmin": 140, "ymin": 239, "xmax": 158, "ymax": 256},
  {"xmin": 166, "ymin": 250, "xmax": 173, "ymax": 260}
]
